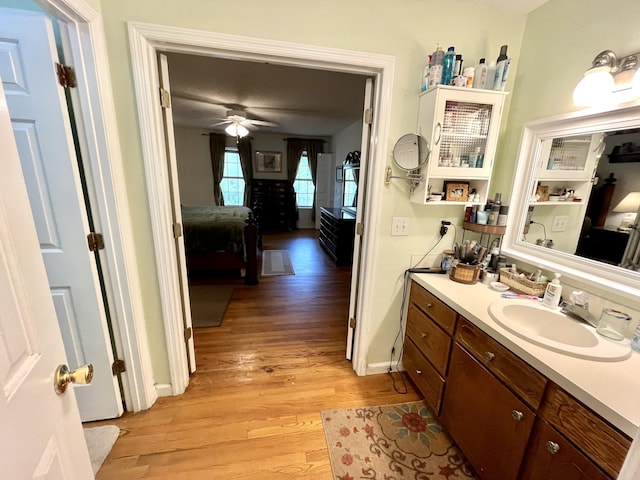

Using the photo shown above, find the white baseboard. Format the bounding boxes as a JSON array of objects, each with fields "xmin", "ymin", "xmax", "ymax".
[
  {"xmin": 154, "ymin": 383, "xmax": 173, "ymax": 397},
  {"xmin": 366, "ymin": 361, "xmax": 405, "ymax": 375}
]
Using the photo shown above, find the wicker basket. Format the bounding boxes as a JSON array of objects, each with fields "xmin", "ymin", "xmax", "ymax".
[
  {"xmin": 449, "ymin": 263, "xmax": 481, "ymax": 284},
  {"xmin": 499, "ymin": 267, "xmax": 548, "ymax": 297}
]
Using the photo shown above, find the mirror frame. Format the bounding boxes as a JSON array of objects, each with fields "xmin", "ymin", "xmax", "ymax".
[{"xmin": 502, "ymin": 102, "xmax": 640, "ymax": 302}]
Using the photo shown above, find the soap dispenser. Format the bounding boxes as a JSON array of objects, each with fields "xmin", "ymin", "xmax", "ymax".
[{"xmin": 542, "ymin": 273, "xmax": 562, "ymax": 308}]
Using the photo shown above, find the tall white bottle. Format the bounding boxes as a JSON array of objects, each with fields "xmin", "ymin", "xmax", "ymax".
[
  {"xmin": 428, "ymin": 43, "xmax": 444, "ymax": 88},
  {"xmin": 473, "ymin": 58, "xmax": 487, "ymax": 89}
]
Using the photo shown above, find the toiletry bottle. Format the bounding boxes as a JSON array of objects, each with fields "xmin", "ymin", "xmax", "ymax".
[
  {"xmin": 421, "ymin": 55, "xmax": 432, "ymax": 92},
  {"xmin": 473, "ymin": 58, "xmax": 487, "ymax": 89},
  {"xmin": 542, "ymin": 273, "xmax": 562, "ymax": 308},
  {"xmin": 442, "ymin": 46, "xmax": 456, "ymax": 86},
  {"xmin": 454, "ymin": 54, "xmax": 463, "ymax": 77},
  {"xmin": 497, "ymin": 58, "xmax": 511, "ymax": 91},
  {"xmin": 485, "ymin": 61, "xmax": 497, "ymax": 90},
  {"xmin": 429, "ymin": 43, "xmax": 444, "ymax": 87},
  {"xmin": 463, "ymin": 66, "xmax": 475, "ymax": 87},
  {"xmin": 496, "ymin": 45, "xmax": 508, "ymax": 62},
  {"xmin": 494, "ymin": 46, "xmax": 509, "ymax": 91}
]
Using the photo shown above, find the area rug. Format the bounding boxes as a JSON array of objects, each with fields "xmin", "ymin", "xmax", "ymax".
[
  {"xmin": 322, "ymin": 400, "xmax": 477, "ymax": 479},
  {"xmin": 189, "ymin": 284, "xmax": 234, "ymax": 327},
  {"xmin": 261, "ymin": 249, "xmax": 295, "ymax": 276},
  {"xmin": 83, "ymin": 425, "xmax": 120, "ymax": 474}
]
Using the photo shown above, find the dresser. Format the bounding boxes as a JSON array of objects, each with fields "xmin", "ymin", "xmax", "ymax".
[
  {"xmin": 318, "ymin": 207, "xmax": 355, "ymax": 265},
  {"xmin": 250, "ymin": 179, "xmax": 297, "ymax": 232}
]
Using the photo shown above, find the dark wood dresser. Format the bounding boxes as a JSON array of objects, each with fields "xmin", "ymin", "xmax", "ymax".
[
  {"xmin": 250, "ymin": 179, "xmax": 297, "ymax": 232},
  {"xmin": 319, "ymin": 207, "xmax": 356, "ymax": 265}
]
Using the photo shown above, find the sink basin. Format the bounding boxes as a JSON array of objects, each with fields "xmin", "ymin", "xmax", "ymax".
[{"xmin": 488, "ymin": 299, "xmax": 631, "ymax": 361}]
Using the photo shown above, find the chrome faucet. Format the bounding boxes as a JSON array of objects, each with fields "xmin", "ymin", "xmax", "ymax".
[{"xmin": 560, "ymin": 291, "xmax": 598, "ymax": 328}]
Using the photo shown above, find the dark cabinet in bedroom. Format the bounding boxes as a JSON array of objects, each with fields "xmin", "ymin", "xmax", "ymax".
[
  {"xmin": 319, "ymin": 207, "xmax": 355, "ymax": 265},
  {"xmin": 250, "ymin": 179, "xmax": 297, "ymax": 232}
]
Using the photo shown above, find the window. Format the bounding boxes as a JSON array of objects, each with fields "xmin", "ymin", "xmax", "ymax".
[
  {"xmin": 343, "ymin": 166, "xmax": 358, "ymax": 207},
  {"xmin": 293, "ymin": 152, "xmax": 315, "ymax": 208},
  {"xmin": 220, "ymin": 148, "xmax": 245, "ymax": 206}
]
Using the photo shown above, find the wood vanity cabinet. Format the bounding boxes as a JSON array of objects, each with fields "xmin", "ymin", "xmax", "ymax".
[
  {"xmin": 402, "ymin": 281, "xmax": 457, "ymax": 414},
  {"xmin": 403, "ymin": 280, "xmax": 630, "ymax": 480}
]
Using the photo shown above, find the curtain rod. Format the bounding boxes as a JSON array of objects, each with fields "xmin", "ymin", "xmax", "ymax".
[{"xmin": 282, "ymin": 137, "xmax": 327, "ymax": 142}]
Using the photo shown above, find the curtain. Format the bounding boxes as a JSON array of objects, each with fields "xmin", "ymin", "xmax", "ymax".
[
  {"xmin": 209, "ymin": 133, "xmax": 227, "ymax": 206},
  {"xmin": 286, "ymin": 138, "xmax": 306, "ymax": 186},
  {"xmin": 306, "ymin": 139, "xmax": 324, "ymax": 221},
  {"xmin": 237, "ymin": 136, "xmax": 253, "ymax": 207}
]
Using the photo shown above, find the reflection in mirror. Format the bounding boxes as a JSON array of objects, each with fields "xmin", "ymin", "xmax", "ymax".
[
  {"xmin": 520, "ymin": 128, "xmax": 640, "ymax": 268},
  {"xmin": 503, "ymin": 104, "xmax": 640, "ymax": 301},
  {"xmin": 385, "ymin": 133, "xmax": 430, "ymax": 193}
]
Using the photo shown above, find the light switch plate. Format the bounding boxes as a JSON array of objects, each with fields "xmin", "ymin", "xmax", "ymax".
[{"xmin": 391, "ymin": 217, "xmax": 409, "ymax": 236}]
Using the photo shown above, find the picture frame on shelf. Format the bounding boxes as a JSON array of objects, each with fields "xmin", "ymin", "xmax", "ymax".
[
  {"xmin": 535, "ymin": 184, "xmax": 549, "ymax": 202},
  {"xmin": 444, "ymin": 181, "xmax": 469, "ymax": 202},
  {"xmin": 255, "ymin": 151, "xmax": 282, "ymax": 173}
]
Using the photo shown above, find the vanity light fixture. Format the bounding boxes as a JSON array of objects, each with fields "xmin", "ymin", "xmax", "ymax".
[
  {"xmin": 573, "ymin": 50, "xmax": 640, "ymax": 107},
  {"xmin": 224, "ymin": 122, "xmax": 249, "ymax": 138}
]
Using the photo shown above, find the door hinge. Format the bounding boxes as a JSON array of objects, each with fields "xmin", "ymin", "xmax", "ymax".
[
  {"xmin": 173, "ymin": 222, "xmax": 182, "ymax": 239},
  {"xmin": 87, "ymin": 232, "xmax": 105, "ymax": 252},
  {"xmin": 349, "ymin": 317, "xmax": 356, "ymax": 329},
  {"xmin": 356, "ymin": 222, "xmax": 364, "ymax": 235},
  {"xmin": 112, "ymin": 359, "xmax": 126, "ymax": 375},
  {"xmin": 159, "ymin": 87, "xmax": 171, "ymax": 108},
  {"xmin": 55, "ymin": 63, "xmax": 77, "ymax": 88},
  {"xmin": 364, "ymin": 108, "xmax": 373, "ymax": 125},
  {"xmin": 184, "ymin": 326, "xmax": 192, "ymax": 341}
]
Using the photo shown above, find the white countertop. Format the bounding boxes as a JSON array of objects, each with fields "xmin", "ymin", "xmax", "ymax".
[{"xmin": 411, "ymin": 272, "xmax": 640, "ymax": 438}]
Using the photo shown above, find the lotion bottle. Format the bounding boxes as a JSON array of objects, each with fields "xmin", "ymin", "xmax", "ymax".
[{"xmin": 542, "ymin": 273, "xmax": 562, "ymax": 308}]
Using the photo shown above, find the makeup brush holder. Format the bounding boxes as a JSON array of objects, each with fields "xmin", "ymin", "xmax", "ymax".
[{"xmin": 449, "ymin": 263, "xmax": 481, "ymax": 284}]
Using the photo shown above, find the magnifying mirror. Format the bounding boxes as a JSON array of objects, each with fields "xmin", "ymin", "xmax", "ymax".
[{"xmin": 385, "ymin": 133, "xmax": 430, "ymax": 192}]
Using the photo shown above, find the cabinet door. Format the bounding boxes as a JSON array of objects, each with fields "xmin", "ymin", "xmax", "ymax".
[
  {"xmin": 441, "ymin": 344, "xmax": 535, "ymax": 480},
  {"xmin": 519, "ymin": 419, "xmax": 611, "ymax": 480}
]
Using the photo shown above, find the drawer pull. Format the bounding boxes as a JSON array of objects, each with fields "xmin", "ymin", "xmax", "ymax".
[
  {"xmin": 484, "ymin": 351, "xmax": 496, "ymax": 362},
  {"xmin": 420, "ymin": 332, "xmax": 427, "ymax": 338},
  {"xmin": 511, "ymin": 410, "xmax": 524, "ymax": 422},
  {"xmin": 416, "ymin": 369, "xmax": 422, "ymax": 375},
  {"xmin": 546, "ymin": 441, "xmax": 560, "ymax": 455},
  {"xmin": 426, "ymin": 303, "xmax": 433, "ymax": 308}
]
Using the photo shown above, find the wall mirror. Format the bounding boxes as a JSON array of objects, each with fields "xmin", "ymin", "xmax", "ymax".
[
  {"xmin": 384, "ymin": 133, "xmax": 430, "ymax": 193},
  {"xmin": 502, "ymin": 103, "xmax": 640, "ymax": 301}
]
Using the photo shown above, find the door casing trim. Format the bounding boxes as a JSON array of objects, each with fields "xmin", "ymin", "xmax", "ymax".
[{"xmin": 127, "ymin": 21, "xmax": 395, "ymax": 390}]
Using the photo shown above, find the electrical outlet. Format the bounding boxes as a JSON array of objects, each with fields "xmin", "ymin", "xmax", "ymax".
[
  {"xmin": 551, "ymin": 215, "xmax": 568, "ymax": 232},
  {"xmin": 391, "ymin": 217, "xmax": 409, "ymax": 236}
]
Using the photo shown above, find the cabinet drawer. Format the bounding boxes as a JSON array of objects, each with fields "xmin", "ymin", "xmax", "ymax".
[
  {"xmin": 406, "ymin": 304, "xmax": 451, "ymax": 376},
  {"xmin": 456, "ymin": 317, "xmax": 547, "ymax": 409},
  {"xmin": 403, "ymin": 339, "xmax": 445, "ymax": 414},
  {"xmin": 519, "ymin": 418, "xmax": 611, "ymax": 480},
  {"xmin": 539, "ymin": 383, "xmax": 631, "ymax": 478},
  {"xmin": 410, "ymin": 281, "xmax": 457, "ymax": 334}
]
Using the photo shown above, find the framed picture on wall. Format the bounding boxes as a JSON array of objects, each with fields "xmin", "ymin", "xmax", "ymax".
[{"xmin": 255, "ymin": 151, "xmax": 282, "ymax": 173}]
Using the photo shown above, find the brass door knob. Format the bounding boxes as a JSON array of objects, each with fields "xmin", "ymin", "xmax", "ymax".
[{"xmin": 54, "ymin": 364, "xmax": 94, "ymax": 394}]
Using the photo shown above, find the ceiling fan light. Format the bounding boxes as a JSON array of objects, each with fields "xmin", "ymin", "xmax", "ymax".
[
  {"xmin": 225, "ymin": 123, "xmax": 249, "ymax": 138},
  {"xmin": 573, "ymin": 66, "xmax": 615, "ymax": 106}
]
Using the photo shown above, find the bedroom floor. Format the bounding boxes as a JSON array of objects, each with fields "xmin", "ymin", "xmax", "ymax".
[{"xmin": 91, "ymin": 228, "xmax": 421, "ymax": 479}]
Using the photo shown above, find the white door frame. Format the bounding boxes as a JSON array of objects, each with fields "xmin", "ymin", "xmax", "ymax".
[
  {"xmin": 128, "ymin": 22, "xmax": 395, "ymax": 388},
  {"xmin": 35, "ymin": 0, "xmax": 156, "ymax": 412}
]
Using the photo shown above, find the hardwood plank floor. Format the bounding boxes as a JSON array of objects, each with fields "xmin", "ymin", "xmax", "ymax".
[{"xmin": 92, "ymin": 229, "xmax": 421, "ymax": 479}]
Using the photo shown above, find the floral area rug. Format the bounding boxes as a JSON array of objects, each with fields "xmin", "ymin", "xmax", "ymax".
[{"xmin": 321, "ymin": 401, "xmax": 477, "ymax": 479}]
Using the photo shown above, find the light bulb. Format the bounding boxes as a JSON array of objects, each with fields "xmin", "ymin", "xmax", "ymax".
[
  {"xmin": 225, "ymin": 123, "xmax": 249, "ymax": 137},
  {"xmin": 573, "ymin": 66, "xmax": 615, "ymax": 106}
]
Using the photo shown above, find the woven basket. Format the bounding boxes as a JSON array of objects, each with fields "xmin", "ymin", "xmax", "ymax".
[
  {"xmin": 449, "ymin": 263, "xmax": 481, "ymax": 284},
  {"xmin": 499, "ymin": 267, "xmax": 548, "ymax": 297}
]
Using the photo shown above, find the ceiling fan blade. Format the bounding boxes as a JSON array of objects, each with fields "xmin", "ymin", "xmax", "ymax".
[
  {"xmin": 246, "ymin": 119, "xmax": 279, "ymax": 128},
  {"xmin": 209, "ymin": 120, "xmax": 232, "ymax": 127}
]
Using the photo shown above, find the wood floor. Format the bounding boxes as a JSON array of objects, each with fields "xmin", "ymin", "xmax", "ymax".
[{"xmin": 93, "ymin": 229, "xmax": 421, "ymax": 479}]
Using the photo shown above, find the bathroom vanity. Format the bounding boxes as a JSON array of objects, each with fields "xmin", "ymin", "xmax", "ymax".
[{"xmin": 403, "ymin": 273, "xmax": 639, "ymax": 480}]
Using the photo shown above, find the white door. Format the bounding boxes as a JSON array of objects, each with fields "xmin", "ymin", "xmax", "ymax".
[
  {"xmin": 0, "ymin": 73, "xmax": 94, "ymax": 480},
  {"xmin": 0, "ymin": 8, "xmax": 122, "ymax": 421},
  {"xmin": 158, "ymin": 53, "xmax": 196, "ymax": 372},
  {"xmin": 346, "ymin": 78, "xmax": 374, "ymax": 359}
]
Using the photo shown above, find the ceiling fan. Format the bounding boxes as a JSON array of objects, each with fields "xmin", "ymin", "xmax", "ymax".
[{"xmin": 210, "ymin": 110, "xmax": 279, "ymax": 137}]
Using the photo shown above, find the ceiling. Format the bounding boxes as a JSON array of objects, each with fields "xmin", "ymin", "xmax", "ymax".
[
  {"xmin": 165, "ymin": 0, "xmax": 549, "ymax": 138},
  {"xmin": 166, "ymin": 53, "xmax": 368, "ymax": 137}
]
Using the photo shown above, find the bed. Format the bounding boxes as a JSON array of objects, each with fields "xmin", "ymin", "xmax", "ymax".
[{"xmin": 181, "ymin": 205, "xmax": 259, "ymax": 285}]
